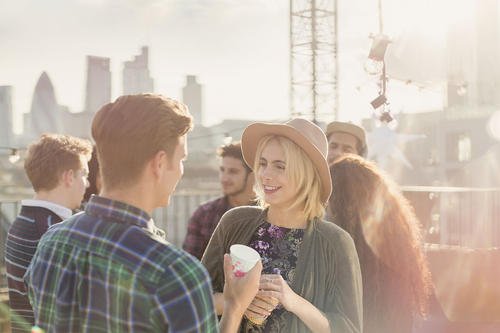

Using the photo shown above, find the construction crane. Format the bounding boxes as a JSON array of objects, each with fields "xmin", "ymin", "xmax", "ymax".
[{"xmin": 289, "ymin": 0, "xmax": 339, "ymax": 123}]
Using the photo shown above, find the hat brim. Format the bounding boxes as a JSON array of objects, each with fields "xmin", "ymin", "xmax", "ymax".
[{"xmin": 241, "ymin": 122, "xmax": 332, "ymax": 204}]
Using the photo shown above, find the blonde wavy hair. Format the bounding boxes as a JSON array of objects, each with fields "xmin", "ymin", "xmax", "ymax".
[{"xmin": 253, "ymin": 135, "xmax": 325, "ymax": 222}]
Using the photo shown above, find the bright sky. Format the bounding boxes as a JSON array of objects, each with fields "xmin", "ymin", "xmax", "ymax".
[{"xmin": 1, "ymin": 0, "xmax": 475, "ymax": 133}]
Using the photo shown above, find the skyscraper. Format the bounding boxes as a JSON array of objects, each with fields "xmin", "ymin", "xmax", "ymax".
[
  {"xmin": 26, "ymin": 72, "xmax": 60, "ymax": 137},
  {"xmin": 85, "ymin": 55, "xmax": 111, "ymax": 113},
  {"xmin": 123, "ymin": 46, "xmax": 154, "ymax": 95},
  {"xmin": 182, "ymin": 75, "xmax": 203, "ymax": 126},
  {"xmin": 0, "ymin": 86, "xmax": 13, "ymax": 146}
]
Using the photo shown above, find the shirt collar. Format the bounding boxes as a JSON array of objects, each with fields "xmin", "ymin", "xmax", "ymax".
[
  {"xmin": 85, "ymin": 195, "xmax": 153, "ymax": 231},
  {"xmin": 21, "ymin": 199, "xmax": 73, "ymax": 220}
]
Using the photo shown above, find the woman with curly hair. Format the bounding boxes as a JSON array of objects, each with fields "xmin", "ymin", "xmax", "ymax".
[{"xmin": 328, "ymin": 154, "xmax": 431, "ymax": 333}]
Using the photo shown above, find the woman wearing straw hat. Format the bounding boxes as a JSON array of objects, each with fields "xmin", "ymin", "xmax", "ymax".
[{"xmin": 202, "ymin": 119, "xmax": 363, "ymax": 333}]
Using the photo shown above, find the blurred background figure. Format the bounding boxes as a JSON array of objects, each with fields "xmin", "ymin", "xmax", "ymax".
[
  {"xmin": 328, "ymin": 154, "xmax": 431, "ymax": 333},
  {"xmin": 325, "ymin": 121, "xmax": 367, "ymax": 165},
  {"xmin": 5, "ymin": 134, "xmax": 92, "ymax": 333},
  {"xmin": 183, "ymin": 141, "xmax": 255, "ymax": 260}
]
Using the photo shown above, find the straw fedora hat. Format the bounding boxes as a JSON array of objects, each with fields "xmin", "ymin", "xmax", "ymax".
[{"xmin": 241, "ymin": 118, "xmax": 332, "ymax": 204}]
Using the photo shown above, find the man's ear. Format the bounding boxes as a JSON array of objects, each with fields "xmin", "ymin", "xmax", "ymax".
[
  {"xmin": 61, "ymin": 169, "xmax": 75, "ymax": 188},
  {"xmin": 151, "ymin": 150, "xmax": 168, "ymax": 178}
]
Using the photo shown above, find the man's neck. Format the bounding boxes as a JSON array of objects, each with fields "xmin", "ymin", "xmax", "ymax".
[
  {"xmin": 100, "ymin": 184, "xmax": 155, "ymax": 216},
  {"xmin": 227, "ymin": 191, "xmax": 254, "ymax": 208},
  {"xmin": 34, "ymin": 190, "xmax": 73, "ymax": 210}
]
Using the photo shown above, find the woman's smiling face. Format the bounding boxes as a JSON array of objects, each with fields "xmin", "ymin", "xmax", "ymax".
[{"xmin": 256, "ymin": 139, "xmax": 297, "ymax": 209}]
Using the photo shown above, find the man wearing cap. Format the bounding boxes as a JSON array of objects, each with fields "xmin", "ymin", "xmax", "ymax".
[{"xmin": 325, "ymin": 121, "xmax": 367, "ymax": 165}]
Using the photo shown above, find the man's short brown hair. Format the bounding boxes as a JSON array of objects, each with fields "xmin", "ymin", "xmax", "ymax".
[
  {"xmin": 216, "ymin": 141, "xmax": 251, "ymax": 173},
  {"xmin": 92, "ymin": 94, "xmax": 193, "ymax": 190},
  {"xmin": 24, "ymin": 134, "xmax": 92, "ymax": 192}
]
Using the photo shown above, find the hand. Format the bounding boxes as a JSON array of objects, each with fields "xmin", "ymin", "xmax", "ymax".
[
  {"xmin": 244, "ymin": 294, "xmax": 278, "ymax": 320},
  {"xmin": 222, "ymin": 253, "xmax": 262, "ymax": 316},
  {"xmin": 258, "ymin": 274, "xmax": 298, "ymax": 312}
]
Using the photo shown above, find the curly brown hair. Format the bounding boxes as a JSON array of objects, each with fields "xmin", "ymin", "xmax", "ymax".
[{"xmin": 328, "ymin": 155, "xmax": 431, "ymax": 323}]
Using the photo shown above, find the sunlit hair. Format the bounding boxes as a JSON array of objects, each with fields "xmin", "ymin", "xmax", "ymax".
[
  {"xmin": 24, "ymin": 134, "xmax": 92, "ymax": 192},
  {"xmin": 216, "ymin": 141, "xmax": 251, "ymax": 173},
  {"xmin": 329, "ymin": 154, "xmax": 431, "ymax": 319},
  {"xmin": 92, "ymin": 94, "xmax": 193, "ymax": 190},
  {"xmin": 253, "ymin": 135, "xmax": 325, "ymax": 222}
]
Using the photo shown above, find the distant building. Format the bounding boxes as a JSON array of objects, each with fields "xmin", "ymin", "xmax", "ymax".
[
  {"xmin": 182, "ymin": 75, "xmax": 203, "ymax": 126},
  {"xmin": 123, "ymin": 46, "xmax": 154, "ymax": 95},
  {"xmin": 367, "ymin": 0, "xmax": 500, "ymax": 187},
  {"xmin": 0, "ymin": 86, "xmax": 13, "ymax": 146},
  {"xmin": 85, "ymin": 56, "xmax": 111, "ymax": 114},
  {"xmin": 24, "ymin": 72, "xmax": 61, "ymax": 139},
  {"xmin": 58, "ymin": 106, "xmax": 93, "ymax": 140},
  {"xmin": 447, "ymin": 0, "xmax": 500, "ymax": 108},
  {"xmin": 399, "ymin": 0, "xmax": 500, "ymax": 186},
  {"xmin": 62, "ymin": 112, "xmax": 93, "ymax": 140},
  {"xmin": 363, "ymin": 107, "xmax": 498, "ymax": 187}
]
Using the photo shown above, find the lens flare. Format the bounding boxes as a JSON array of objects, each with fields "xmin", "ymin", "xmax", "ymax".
[{"xmin": 487, "ymin": 111, "xmax": 500, "ymax": 141}]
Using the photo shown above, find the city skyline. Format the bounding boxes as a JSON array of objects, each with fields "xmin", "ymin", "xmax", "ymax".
[
  {"xmin": 123, "ymin": 46, "xmax": 154, "ymax": 96},
  {"xmin": 1, "ymin": 0, "xmax": 488, "ymax": 134}
]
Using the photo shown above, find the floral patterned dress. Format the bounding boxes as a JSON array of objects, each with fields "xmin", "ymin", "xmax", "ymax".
[{"xmin": 240, "ymin": 221, "xmax": 305, "ymax": 333}]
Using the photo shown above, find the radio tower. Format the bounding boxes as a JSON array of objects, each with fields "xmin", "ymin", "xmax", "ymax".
[{"xmin": 290, "ymin": 0, "xmax": 339, "ymax": 123}]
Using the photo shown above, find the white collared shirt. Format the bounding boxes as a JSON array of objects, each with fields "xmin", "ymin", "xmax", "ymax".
[{"xmin": 21, "ymin": 199, "xmax": 73, "ymax": 220}]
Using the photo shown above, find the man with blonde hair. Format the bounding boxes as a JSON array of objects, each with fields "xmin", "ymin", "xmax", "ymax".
[
  {"xmin": 25, "ymin": 94, "xmax": 261, "ymax": 333},
  {"xmin": 5, "ymin": 133, "xmax": 92, "ymax": 332}
]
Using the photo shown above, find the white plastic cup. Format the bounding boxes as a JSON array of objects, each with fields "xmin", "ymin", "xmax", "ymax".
[{"xmin": 229, "ymin": 244, "xmax": 261, "ymax": 277}]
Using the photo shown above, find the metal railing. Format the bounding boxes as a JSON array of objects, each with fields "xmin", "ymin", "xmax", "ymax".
[
  {"xmin": 0, "ymin": 192, "xmax": 219, "ymax": 249},
  {"xmin": 1, "ymin": 188, "xmax": 499, "ymax": 251},
  {"xmin": 402, "ymin": 186, "xmax": 500, "ymax": 248},
  {"xmin": 0, "ymin": 201, "xmax": 21, "ymax": 289},
  {"xmin": 0, "ymin": 192, "xmax": 220, "ymax": 289},
  {"xmin": 151, "ymin": 190, "xmax": 220, "ymax": 247}
]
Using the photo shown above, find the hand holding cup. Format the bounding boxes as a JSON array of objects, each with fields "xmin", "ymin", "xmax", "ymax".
[{"xmin": 229, "ymin": 244, "xmax": 261, "ymax": 277}]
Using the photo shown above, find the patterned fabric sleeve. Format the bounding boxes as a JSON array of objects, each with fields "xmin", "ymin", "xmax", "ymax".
[
  {"xmin": 182, "ymin": 206, "xmax": 207, "ymax": 260},
  {"xmin": 152, "ymin": 255, "xmax": 219, "ymax": 332}
]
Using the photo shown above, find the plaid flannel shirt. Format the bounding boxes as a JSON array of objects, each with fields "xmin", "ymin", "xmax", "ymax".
[
  {"xmin": 182, "ymin": 196, "xmax": 232, "ymax": 260},
  {"xmin": 25, "ymin": 196, "xmax": 218, "ymax": 333}
]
